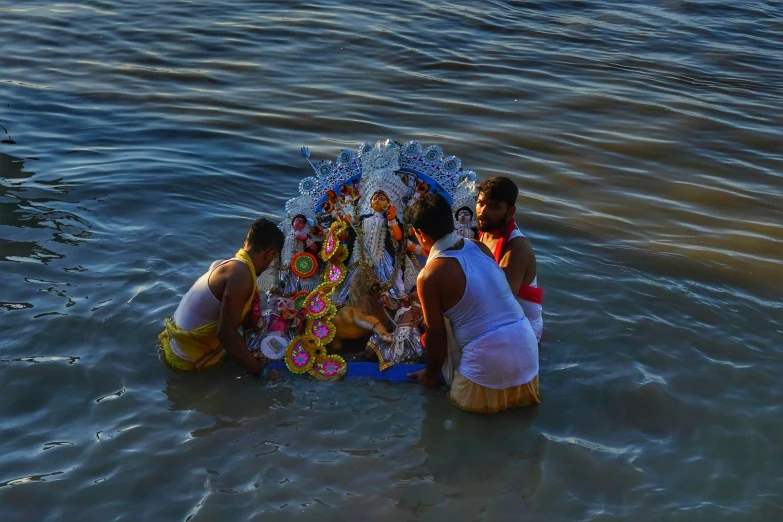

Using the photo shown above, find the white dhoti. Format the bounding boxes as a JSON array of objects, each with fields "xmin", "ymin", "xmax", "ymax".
[{"xmin": 442, "ymin": 318, "xmax": 462, "ymax": 386}]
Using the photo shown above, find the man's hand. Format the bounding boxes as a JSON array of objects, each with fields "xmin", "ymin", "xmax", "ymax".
[{"xmin": 407, "ymin": 368, "xmax": 441, "ymax": 388}]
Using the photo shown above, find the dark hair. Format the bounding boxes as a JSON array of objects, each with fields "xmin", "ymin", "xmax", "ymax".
[
  {"xmin": 408, "ymin": 192, "xmax": 454, "ymax": 241},
  {"xmin": 477, "ymin": 176, "xmax": 518, "ymax": 208},
  {"xmin": 454, "ymin": 206, "xmax": 473, "ymax": 220},
  {"xmin": 291, "ymin": 214, "xmax": 307, "ymax": 226},
  {"xmin": 246, "ymin": 217, "xmax": 284, "ymax": 253}
]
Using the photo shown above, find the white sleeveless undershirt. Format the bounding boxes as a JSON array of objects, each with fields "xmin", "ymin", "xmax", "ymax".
[
  {"xmin": 169, "ymin": 259, "xmax": 240, "ymax": 361},
  {"xmin": 435, "ymin": 241, "xmax": 538, "ymax": 389},
  {"xmin": 508, "ymin": 227, "xmax": 543, "ymax": 343}
]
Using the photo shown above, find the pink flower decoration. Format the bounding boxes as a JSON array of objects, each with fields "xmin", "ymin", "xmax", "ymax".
[
  {"xmin": 321, "ymin": 361, "xmax": 339, "ymax": 376},
  {"xmin": 293, "ymin": 347, "xmax": 309, "ymax": 367},
  {"xmin": 309, "ymin": 297, "xmax": 325, "ymax": 313},
  {"xmin": 311, "ymin": 319, "xmax": 330, "ymax": 338},
  {"xmin": 325, "ymin": 235, "xmax": 336, "ymax": 255},
  {"xmin": 329, "ymin": 265, "xmax": 342, "ymax": 283}
]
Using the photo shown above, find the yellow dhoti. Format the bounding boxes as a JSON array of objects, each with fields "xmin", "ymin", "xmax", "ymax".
[{"xmin": 449, "ymin": 371, "xmax": 540, "ymax": 414}]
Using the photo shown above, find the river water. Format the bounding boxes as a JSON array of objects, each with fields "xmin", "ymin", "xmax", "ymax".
[{"xmin": 1, "ymin": 1, "xmax": 781, "ymax": 520}]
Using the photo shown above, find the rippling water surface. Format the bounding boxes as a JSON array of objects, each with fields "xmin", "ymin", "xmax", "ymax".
[{"xmin": 1, "ymin": 1, "xmax": 782, "ymax": 520}]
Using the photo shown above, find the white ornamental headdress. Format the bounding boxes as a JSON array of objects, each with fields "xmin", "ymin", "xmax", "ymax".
[
  {"xmin": 397, "ymin": 141, "xmax": 477, "ymax": 200},
  {"xmin": 357, "ymin": 140, "xmax": 409, "ymax": 214},
  {"xmin": 451, "ymin": 179, "xmax": 479, "ymax": 221},
  {"xmin": 290, "ymin": 139, "xmax": 480, "ymax": 219}
]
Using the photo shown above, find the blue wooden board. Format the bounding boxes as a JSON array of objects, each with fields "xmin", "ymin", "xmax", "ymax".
[{"xmin": 266, "ymin": 361, "xmax": 425, "ymax": 381}]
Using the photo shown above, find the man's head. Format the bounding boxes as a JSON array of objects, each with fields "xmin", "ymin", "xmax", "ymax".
[
  {"xmin": 409, "ymin": 192, "xmax": 454, "ymax": 250},
  {"xmin": 244, "ymin": 217, "xmax": 285, "ymax": 273},
  {"xmin": 476, "ymin": 176, "xmax": 517, "ymax": 232}
]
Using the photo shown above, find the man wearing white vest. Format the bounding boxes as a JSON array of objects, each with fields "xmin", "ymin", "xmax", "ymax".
[{"xmin": 406, "ymin": 192, "xmax": 540, "ymax": 413}]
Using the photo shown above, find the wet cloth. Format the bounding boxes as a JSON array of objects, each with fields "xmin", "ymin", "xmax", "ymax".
[{"xmin": 450, "ymin": 370, "xmax": 540, "ymax": 414}]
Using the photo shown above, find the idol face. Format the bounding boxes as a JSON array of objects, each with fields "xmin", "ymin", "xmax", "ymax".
[
  {"xmin": 371, "ymin": 191, "xmax": 390, "ymax": 213},
  {"xmin": 292, "ymin": 216, "xmax": 306, "ymax": 231},
  {"xmin": 456, "ymin": 208, "xmax": 472, "ymax": 225}
]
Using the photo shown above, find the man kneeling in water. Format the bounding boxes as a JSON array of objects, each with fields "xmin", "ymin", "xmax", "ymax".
[
  {"xmin": 159, "ymin": 218, "xmax": 284, "ymax": 376},
  {"xmin": 407, "ymin": 193, "xmax": 540, "ymax": 413}
]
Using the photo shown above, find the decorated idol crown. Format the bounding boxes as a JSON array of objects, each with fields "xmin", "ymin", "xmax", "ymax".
[{"xmin": 281, "ymin": 139, "xmax": 478, "ymax": 229}]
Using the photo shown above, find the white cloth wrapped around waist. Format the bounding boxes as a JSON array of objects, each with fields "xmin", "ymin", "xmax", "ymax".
[{"xmin": 456, "ymin": 317, "xmax": 539, "ymax": 390}]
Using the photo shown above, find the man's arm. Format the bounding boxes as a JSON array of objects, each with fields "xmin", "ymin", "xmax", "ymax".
[
  {"xmin": 498, "ymin": 237, "xmax": 535, "ymax": 292},
  {"xmin": 216, "ymin": 265, "xmax": 265, "ymax": 375},
  {"xmin": 416, "ymin": 265, "xmax": 447, "ymax": 386}
]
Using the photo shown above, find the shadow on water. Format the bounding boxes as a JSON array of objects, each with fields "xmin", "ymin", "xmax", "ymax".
[{"xmin": 161, "ymin": 363, "xmax": 295, "ymax": 438}]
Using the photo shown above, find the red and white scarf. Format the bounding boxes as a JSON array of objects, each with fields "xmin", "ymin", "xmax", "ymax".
[{"xmin": 479, "ymin": 221, "xmax": 543, "ymax": 305}]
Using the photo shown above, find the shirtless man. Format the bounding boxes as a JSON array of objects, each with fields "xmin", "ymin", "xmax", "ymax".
[
  {"xmin": 476, "ymin": 177, "xmax": 544, "ymax": 344},
  {"xmin": 160, "ymin": 218, "xmax": 284, "ymax": 375}
]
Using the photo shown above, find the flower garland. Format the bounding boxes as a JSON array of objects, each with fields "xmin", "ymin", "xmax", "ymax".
[{"xmin": 284, "ymin": 221, "xmax": 348, "ymax": 380}]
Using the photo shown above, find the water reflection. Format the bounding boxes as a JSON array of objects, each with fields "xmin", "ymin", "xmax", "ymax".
[
  {"xmin": 395, "ymin": 394, "xmax": 546, "ymax": 509},
  {"xmin": 0, "ymin": 152, "xmax": 89, "ymax": 264}
]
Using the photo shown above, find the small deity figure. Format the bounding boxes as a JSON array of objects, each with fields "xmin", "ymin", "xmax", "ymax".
[
  {"xmin": 340, "ymin": 183, "xmax": 358, "ymax": 205},
  {"xmin": 281, "ymin": 214, "xmax": 320, "ymax": 294},
  {"xmin": 264, "ymin": 294, "xmax": 294, "ymax": 333},
  {"xmin": 406, "ymin": 179, "xmax": 430, "ymax": 208},
  {"xmin": 309, "ymin": 223, "xmax": 325, "ymax": 244},
  {"xmin": 454, "ymin": 206, "xmax": 478, "ymax": 240},
  {"xmin": 370, "ymin": 289, "xmax": 425, "ymax": 366},
  {"xmin": 323, "ymin": 189, "xmax": 352, "ymax": 223},
  {"xmin": 400, "ymin": 172, "xmax": 419, "ymax": 200},
  {"xmin": 282, "ymin": 215, "xmax": 318, "ymax": 266}
]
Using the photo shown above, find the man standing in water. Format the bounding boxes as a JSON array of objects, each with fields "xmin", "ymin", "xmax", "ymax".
[
  {"xmin": 407, "ymin": 193, "xmax": 539, "ymax": 413},
  {"xmin": 159, "ymin": 218, "xmax": 284, "ymax": 376},
  {"xmin": 476, "ymin": 177, "xmax": 544, "ymax": 344}
]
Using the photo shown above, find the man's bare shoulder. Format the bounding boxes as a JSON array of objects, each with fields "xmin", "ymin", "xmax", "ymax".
[
  {"xmin": 506, "ymin": 235, "xmax": 534, "ymax": 259},
  {"xmin": 468, "ymin": 238, "xmax": 494, "ymax": 259},
  {"xmin": 215, "ymin": 258, "xmax": 253, "ymax": 286},
  {"xmin": 418, "ymin": 257, "xmax": 460, "ymax": 284}
]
